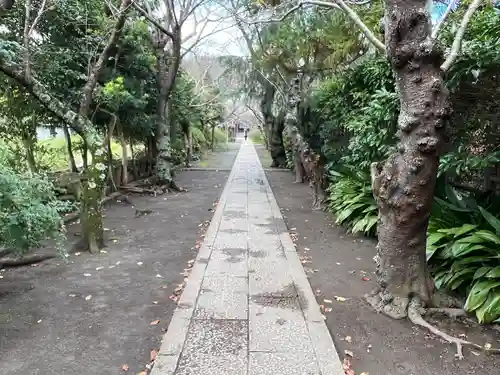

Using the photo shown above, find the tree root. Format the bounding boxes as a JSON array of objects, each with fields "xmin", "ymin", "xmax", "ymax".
[
  {"xmin": 408, "ymin": 302, "xmax": 500, "ymax": 359},
  {"xmin": 0, "ymin": 254, "xmax": 56, "ymax": 268},
  {"xmin": 366, "ymin": 290, "xmax": 500, "ymax": 359}
]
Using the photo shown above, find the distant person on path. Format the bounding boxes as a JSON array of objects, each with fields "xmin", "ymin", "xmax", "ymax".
[{"xmin": 244, "ymin": 129, "xmax": 248, "ymax": 141}]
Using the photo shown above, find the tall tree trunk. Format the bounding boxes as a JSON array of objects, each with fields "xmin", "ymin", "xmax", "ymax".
[
  {"xmin": 153, "ymin": 31, "xmax": 181, "ymax": 187},
  {"xmin": 211, "ymin": 125, "xmax": 215, "ymax": 151},
  {"xmin": 22, "ymin": 134, "xmax": 37, "ymax": 174},
  {"xmin": 76, "ymin": 0, "xmax": 130, "ymax": 253},
  {"xmin": 367, "ymin": 0, "xmax": 449, "ymax": 319},
  {"xmin": 63, "ymin": 123, "xmax": 78, "ymax": 172},
  {"xmin": 269, "ymin": 112, "xmax": 287, "ymax": 168},
  {"xmin": 261, "ymin": 81, "xmax": 286, "ymax": 167},
  {"xmin": 116, "ymin": 118, "xmax": 128, "ymax": 185}
]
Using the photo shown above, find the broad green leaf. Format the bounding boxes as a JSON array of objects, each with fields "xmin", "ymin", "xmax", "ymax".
[
  {"xmin": 475, "ymin": 230, "xmax": 500, "ymax": 245},
  {"xmin": 474, "ymin": 266, "xmax": 492, "ymax": 280},
  {"xmin": 486, "ymin": 266, "xmax": 500, "ymax": 278},
  {"xmin": 479, "ymin": 206, "xmax": 500, "ymax": 235},
  {"xmin": 465, "ymin": 280, "xmax": 500, "ymax": 312}
]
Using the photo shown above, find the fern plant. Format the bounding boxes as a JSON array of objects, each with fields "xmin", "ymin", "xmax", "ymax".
[{"xmin": 326, "ymin": 167, "xmax": 378, "ymax": 236}]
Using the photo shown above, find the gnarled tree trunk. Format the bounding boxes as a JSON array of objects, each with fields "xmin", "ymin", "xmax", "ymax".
[
  {"xmin": 367, "ymin": 0, "xmax": 450, "ymax": 318},
  {"xmin": 269, "ymin": 111, "xmax": 287, "ymax": 168}
]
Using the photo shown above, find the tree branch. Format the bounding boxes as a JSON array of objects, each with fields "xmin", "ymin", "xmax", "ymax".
[
  {"xmin": 441, "ymin": 0, "xmax": 483, "ymax": 72},
  {"xmin": 132, "ymin": 0, "xmax": 175, "ymax": 39},
  {"xmin": 432, "ymin": 0, "xmax": 458, "ymax": 39},
  {"xmin": 249, "ymin": 0, "xmax": 385, "ymax": 53}
]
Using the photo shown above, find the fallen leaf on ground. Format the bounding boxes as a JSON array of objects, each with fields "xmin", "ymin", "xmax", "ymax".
[
  {"xmin": 150, "ymin": 319, "xmax": 160, "ymax": 325},
  {"xmin": 85, "ymin": 295, "xmax": 92, "ymax": 301},
  {"xmin": 362, "ymin": 277, "xmax": 370, "ymax": 281},
  {"xmin": 334, "ymin": 296, "xmax": 347, "ymax": 302},
  {"xmin": 150, "ymin": 349, "xmax": 158, "ymax": 361},
  {"xmin": 37, "ymin": 319, "xmax": 42, "ymax": 323},
  {"xmin": 345, "ymin": 336, "xmax": 352, "ymax": 343},
  {"xmin": 360, "ymin": 373, "xmax": 369, "ymax": 375},
  {"xmin": 137, "ymin": 262, "xmax": 143, "ymax": 265},
  {"xmin": 344, "ymin": 349, "xmax": 354, "ymax": 357},
  {"xmin": 96, "ymin": 267, "xmax": 104, "ymax": 271},
  {"xmin": 324, "ymin": 299, "xmax": 332, "ymax": 304},
  {"xmin": 156, "ymin": 274, "xmax": 163, "ymax": 278},
  {"xmin": 83, "ymin": 273, "xmax": 91, "ymax": 277},
  {"xmin": 121, "ymin": 364, "xmax": 129, "ymax": 371},
  {"xmin": 324, "ymin": 307, "xmax": 332, "ymax": 313},
  {"xmin": 137, "ymin": 372, "xmax": 147, "ymax": 375},
  {"xmin": 152, "ymin": 301, "xmax": 159, "ymax": 304},
  {"xmin": 471, "ymin": 350, "xmax": 480, "ymax": 356},
  {"xmin": 343, "ymin": 358, "xmax": 355, "ymax": 375}
]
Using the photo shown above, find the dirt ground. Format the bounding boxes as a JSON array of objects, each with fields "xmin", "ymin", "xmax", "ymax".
[
  {"xmin": 0, "ymin": 146, "xmax": 238, "ymax": 375},
  {"xmin": 256, "ymin": 145, "xmax": 500, "ymax": 375}
]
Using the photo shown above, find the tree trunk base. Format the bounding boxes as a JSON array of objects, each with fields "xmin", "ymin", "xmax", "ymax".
[{"xmin": 365, "ymin": 292, "xmax": 500, "ymax": 359}]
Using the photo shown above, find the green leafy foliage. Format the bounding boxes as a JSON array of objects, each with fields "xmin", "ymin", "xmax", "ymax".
[
  {"xmin": 326, "ymin": 167, "xmax": 377, "ymax": 236},
  {"xmin": 427, "ymin": 204, "xmax": 500, "ymax": 323},
  {"xmin": 0, "ymin": 152, "xmax": 71, "ymax": 256}
]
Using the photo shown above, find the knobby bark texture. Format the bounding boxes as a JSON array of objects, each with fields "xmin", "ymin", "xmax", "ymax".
[
  {"xmin": 367, "ymin": 0, "xmax": 450, "ymax": 319},
  {"xmin": 260, "ymin": 81, "xmax": 286, "ymax": 167}
]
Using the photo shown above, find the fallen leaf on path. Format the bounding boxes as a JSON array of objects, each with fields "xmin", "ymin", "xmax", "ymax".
[
  {"xmin": 150, "ymin": 319, "xmax": 160, "ymax": 325},
  {"xmin": 362, "ymin": 277, "xmax": 370, "ymax": 282},
  {"xmin": 156, "ymin": 274, "xmax": 163, "ymax": 278},
  {"xmin": 152, "ymin": 301, "xmax": 159, "ymax": 304},
  {"xmin": 37, "ymin": 319, "xmax": 42, "ymax": 323},
  {"xmin": 334, "ymin": 296, "xmax": 347, "ymax": 302},
  {"xmin": 150, "ymin": 349, "xmax": 158, "ymax": 361},
  {"xmin": 345, "ymin": 336, "xmax": 352, "ymax": 343},
  {"xmin": 96, "ymin": 267, "xmax": 104, "ymax": 271},
  {"xmin": 344, "ymin": 350, "xmax": 354, "ymax": 357},
  {"xmin": 101, "ymin": 250, "xmax": 108, "ymax": 253},
  {"xmin": 471, "ymin": 350, "xmax": 480, "ymax": 356},
  {"xmin": 485, "ymin": 343, "xmax": 492, "ymax": 350},
  {"xmin": 83, "ymin": 273, "xmax": 91, "ymax": 277},
  {"xmin": 360, "ymin": 373, "xmax": 369, "ymax": 375},
  {"xmin": 343, "ymin": 358, "xmax": 355, "ymax": 375},
  {"xmin": 324, "ymin": 307, "xmax": 332, "ymax": 312},
  {"xmin": 75, "ymin": 252, "xmax": 81, "ymax": 256},
  {"xmin": 85, "ymin": 295, "xmax": 92, "ymax": 301},
  {"xmin": 137, "ymin": 372, "xmax": 147, "ymax": 375},
  {"xmin": 137, "ymin": 262, "xmax": 143, "ymax": 266},
  {"xmin": 324, "ymin": 299, "xmax": 333, "ymax": 304},
  {"xmin": 121, "ymin": 364, "xmax": 129, "ymax": 371}
]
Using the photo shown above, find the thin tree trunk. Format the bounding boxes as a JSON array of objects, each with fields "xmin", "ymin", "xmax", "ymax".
[
  {"xmin": 106, "ymin": 117, "xmax": 117, "ymax": 192},
  {"xmin": 22, "ymin": 135, "xmax": 37, "ymax": 174},
  {"xmin": 211, "ymin": 125, "xmax": 215, "ymax": 151},
  {"xmin": 116, "ymin": 118, "xmax": 128, "ymax": 185},
  {"xmin": 153, "ymin": 31, "xmax": 181, "ymax": 187},
  {"xmin": 367, "ymin": 0, "xmax": 450, "ymax": 318},
  {"xmin": 63, "ymin": 123, "xmax": 78, "ymax": 172}
]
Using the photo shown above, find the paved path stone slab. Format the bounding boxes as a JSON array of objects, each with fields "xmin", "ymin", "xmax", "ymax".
[{"xmin": 151, "ymin": 142, "xmax": 344, "ymax": 375}]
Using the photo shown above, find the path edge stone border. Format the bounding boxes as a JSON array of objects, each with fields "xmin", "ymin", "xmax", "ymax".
[
  {"xmin": 252, "ymin": 146, "xmax": 346, "ymax": 375},
  {"xmin": 150, "ymin": 147, "xmax": 241, "ymax": 375}
]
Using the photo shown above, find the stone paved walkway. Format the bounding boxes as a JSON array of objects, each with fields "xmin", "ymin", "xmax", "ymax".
[{"xmin": 151, "ymin": 143, "xmax": 344, "ymax": 375}]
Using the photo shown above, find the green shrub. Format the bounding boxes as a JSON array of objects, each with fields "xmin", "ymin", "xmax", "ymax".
[
  {"xmin": 326, "ymin": 167, "xmax": 377, "ymax": 236},
  {"xmin": 248, "ymin": 128, "xmax": 264, "ymax": 144},
  {"xmin": 0, "ymin": 160, "xmax": 71, "ymax": 256},
  {"xmin": 427, "ymin": 206, "xmax": 500, "ymax": 323}
]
